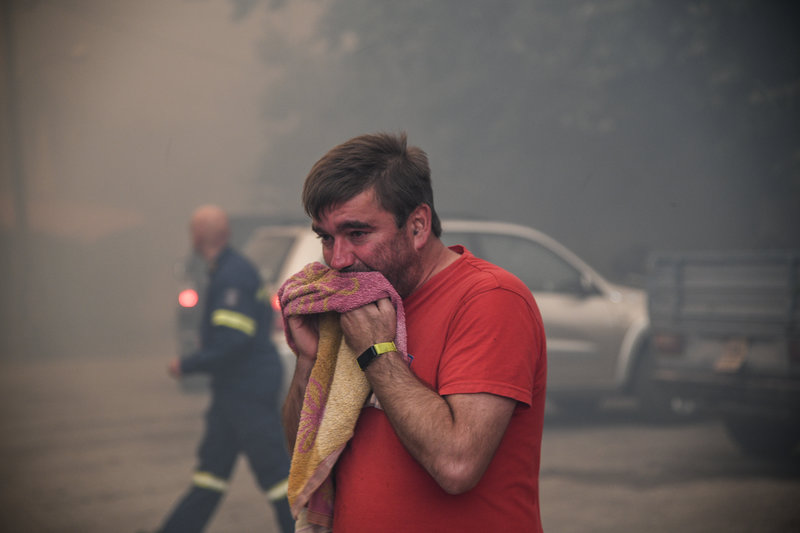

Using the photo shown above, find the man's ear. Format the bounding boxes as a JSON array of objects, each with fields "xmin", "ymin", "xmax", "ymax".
[{"xmin": 408, "ymin": 204, "xmax": 432, "ymax": 248}]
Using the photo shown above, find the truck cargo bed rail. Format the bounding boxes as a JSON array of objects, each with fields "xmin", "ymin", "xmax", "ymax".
[{"xmin": 647, "ymin": 250, "xmax": 800, "ymax": 337}]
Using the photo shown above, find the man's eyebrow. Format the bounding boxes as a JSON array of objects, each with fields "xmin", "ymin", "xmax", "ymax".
[
  {"xmin": 312, "ymin": 220, "xmax": 373, "ymax": 235},
  {"xmin": 339, "ymin": 220, "xmax": 372, "ymax": 230}
]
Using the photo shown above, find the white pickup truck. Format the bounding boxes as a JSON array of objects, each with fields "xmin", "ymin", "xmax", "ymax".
[{"xmin": 647, "ymin": 250, "xmax": 800, "ymax": 457}]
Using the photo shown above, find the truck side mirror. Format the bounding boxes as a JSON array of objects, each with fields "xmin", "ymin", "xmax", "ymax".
[{"xmin": 579, "ymin": 275, "xmax": 598, "ymax": 297}]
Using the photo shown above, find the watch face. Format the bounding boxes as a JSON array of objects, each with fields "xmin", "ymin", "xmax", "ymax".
[
  {"xmin": 358, "ymin": 346, "xmax": 379, "ymax": 371},
  {"xmin": 358, "ymin": 342, "xmax": 396, "ymax": 370}
]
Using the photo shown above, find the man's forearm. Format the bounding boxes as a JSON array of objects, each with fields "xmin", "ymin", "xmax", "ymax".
[
  {"xmin": 281, "ymin": 356, "xmax": 315, "ymax": 454},
  {"xmin": 181, "ymin": 328, "xmax": 250, "ymax": 374},
  {"xmin": 364, "ymin": 351, "xmax": 513, "ymax": 494},
  {"xmin": 367, "ymin": 351, "xmax": 451, "ymax": 455}
]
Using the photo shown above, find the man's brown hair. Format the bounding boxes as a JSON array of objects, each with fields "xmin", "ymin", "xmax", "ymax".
[{"xmin": 302, "ymin": 132, "xmax": 442, "ymax": 237}]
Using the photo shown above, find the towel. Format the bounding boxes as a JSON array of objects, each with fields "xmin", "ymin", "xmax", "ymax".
[{"xmin": 278, "ymin": 262, "xmax": 408, "ymax": 531}]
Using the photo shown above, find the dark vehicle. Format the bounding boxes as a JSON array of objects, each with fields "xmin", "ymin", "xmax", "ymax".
[{"xmin": 647, "ymin": 250, "xmax": 800, "ymax": 457}]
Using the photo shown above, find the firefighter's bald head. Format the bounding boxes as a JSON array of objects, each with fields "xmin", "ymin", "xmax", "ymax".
[{"xmin": 190, "ymin": 204, "xmax": 230, "ymax": 261}]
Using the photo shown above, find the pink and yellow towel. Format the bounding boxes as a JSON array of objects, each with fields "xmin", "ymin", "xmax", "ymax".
[{"xmin": 278, "ymin": 262, "xmax": 407, "ymax": 531}]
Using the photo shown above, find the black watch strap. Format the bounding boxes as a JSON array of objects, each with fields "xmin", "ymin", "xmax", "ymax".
[{"xmin": 357, "ymin": 341, "xmax": 397, "ymax": 371}]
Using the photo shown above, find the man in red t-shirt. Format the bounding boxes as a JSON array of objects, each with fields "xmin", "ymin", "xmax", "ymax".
[{"xmin": 283, "ymin": 132, "xmax": 547, "ymax": 532}]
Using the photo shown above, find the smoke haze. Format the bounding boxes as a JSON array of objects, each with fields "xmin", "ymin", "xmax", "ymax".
[{"xmin": 2, "ymin": 0, "xmax": 798, "ymax": 357}]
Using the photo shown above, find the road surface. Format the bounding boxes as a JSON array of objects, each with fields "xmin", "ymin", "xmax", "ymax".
[{"xmin": 0, "ymin": 351, "xmax": 797, "ymax": 532}]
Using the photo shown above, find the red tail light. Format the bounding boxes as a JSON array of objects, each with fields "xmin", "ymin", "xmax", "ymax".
[
  {"xmin": 178, "ymin": 289, "xmax": 199, "ymax": 308},
  {"xmin": 271, "ymin": 293, "xmax": 281, "ymax": 312},
  {"xmin": 652, "ymin": 332, "xmax": 684, "ymax": 355},
  {"xmin": 271, "ymin": 293, "xmax": 284, "ymax": 332}
]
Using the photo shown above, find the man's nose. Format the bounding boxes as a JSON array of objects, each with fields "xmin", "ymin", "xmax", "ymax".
[{"xmin": 327, "ymin": 239, "xmax": 354, "ymax": 271}]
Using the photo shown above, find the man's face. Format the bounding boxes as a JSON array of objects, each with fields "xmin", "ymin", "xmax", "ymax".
[{"xmin": 312, "ymin": 188, "xmax": 423, "ymax": 297}]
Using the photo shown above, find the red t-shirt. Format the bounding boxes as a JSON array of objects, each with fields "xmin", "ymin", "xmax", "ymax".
[{"xmin": 334, "ymin": 246, "xmax": 547, "ymax": 532}]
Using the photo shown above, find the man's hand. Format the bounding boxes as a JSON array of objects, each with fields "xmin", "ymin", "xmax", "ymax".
[
  {"xmin": 287, "ymin": 315, "xmax": 320, "ymax": 361},
  {"xmin": 340, "ymin": 297, "xmax": 397, "ymax": 353},
  {"xmin": 167, "ymin": 358, "xmax": 182, "ymax": 379}
]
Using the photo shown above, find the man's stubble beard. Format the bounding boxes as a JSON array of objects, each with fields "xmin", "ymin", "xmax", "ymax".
[
  {"xmin": 383, "ymin": 238, "xmax": 423, "ymax": 299},
  {"xmin": 345, "ymin": 229, "xmax": 422, "ymax": 299}
]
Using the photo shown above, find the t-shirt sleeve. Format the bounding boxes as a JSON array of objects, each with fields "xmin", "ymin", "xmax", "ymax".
[{"xmin": 436, "ymin": 286, "xmax": 543, "ymax": 406}]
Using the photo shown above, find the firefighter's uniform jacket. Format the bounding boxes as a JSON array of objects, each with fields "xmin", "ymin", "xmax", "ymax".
[
  {"xmin": 161, "ymin": 247, "xmax": 292, "ymax": 533},
  {"xmin": 180, "ymin": 247, "xmax": 281, "ymax": 395}
]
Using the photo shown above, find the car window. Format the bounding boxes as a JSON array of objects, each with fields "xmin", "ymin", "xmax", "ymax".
[
  {"xmin": 243, "ymin": 230, "xmax": 298, "ymax": 285},
  {"xmin": 445, "ymin": 231, "xmax": 583, "ymax": 293},
  {"xmin": 442, "ymin": 231, "xmax": 479, "ymax": 252}
]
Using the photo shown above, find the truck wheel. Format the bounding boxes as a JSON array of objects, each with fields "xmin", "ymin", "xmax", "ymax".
[{"xmin": 724, "ymin": 415, "xmax": 800, "ymax": 459}]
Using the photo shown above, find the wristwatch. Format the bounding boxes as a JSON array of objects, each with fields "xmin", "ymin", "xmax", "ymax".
[{"xmin": 357, "ymin": 341, "xmax": 397, "ymax": 371}]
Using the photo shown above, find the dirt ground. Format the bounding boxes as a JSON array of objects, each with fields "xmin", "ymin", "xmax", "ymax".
[
  {"xmin": 0, "ymin": 350, "xmax": 281, "ymax": 533},
  {"xmin": 1, "ymin": 349, "xmax": 798, "ymax": 533}
]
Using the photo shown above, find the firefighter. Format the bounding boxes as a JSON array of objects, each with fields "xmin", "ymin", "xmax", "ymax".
[{"xmin": 156, "ymin": 205, "xmax": 293, "ymax": 533}]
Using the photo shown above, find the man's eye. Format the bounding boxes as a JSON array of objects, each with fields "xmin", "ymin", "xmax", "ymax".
[{"xmin": 349, "ymin": 231, "xmax": 367, "ymax": 239}]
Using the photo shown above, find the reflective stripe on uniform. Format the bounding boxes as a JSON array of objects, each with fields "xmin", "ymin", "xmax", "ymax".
[
  {"xmin": 192, "ymin": 471, "xmax": 229, "ymax": 492},
  {"xmin": 265, "ymin": 477, "xmax": 289, "ymax": 501},
  {"xmin": 256, "ymin": 286, "xmax": 268, "ymax": 302},
  {"xmin": 211, "ymin": 309, "xmax": 256, "ymax": 336}
]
